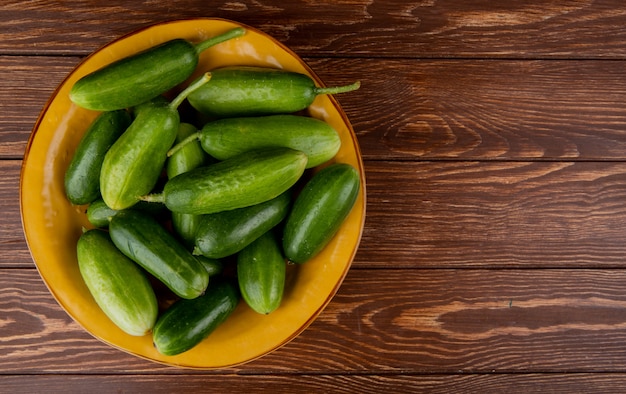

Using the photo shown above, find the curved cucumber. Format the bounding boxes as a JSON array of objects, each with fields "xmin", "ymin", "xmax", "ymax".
[
  {"xmin": 237, "ymin": 231, "xmax": 286, "ymax": 315},
  {"xmin": 194, "ymin": 190, "xmax": 291, "ymax": 259},
  {"xmin": 64, "ymin": 110, "xmax": 131, "ymax": 205},
  {"xmin": 153, "ymin": 280, "xmax": 239, "ymax": 356},
  {"xmin": 100, "ymin": 74, "xmax": 211, "ymax": 210},
  {"xmin": 198, "ymin": 115, "xmax": 340, "ymax": 169},
  {"xmin": 156, "ymin": 147, "xmax": 307, "ymax": 215},
  {"xmin": 77, "ymin": 229, "xmax": 158, "ymax": 336},
  {"xmin": 187, "ymin": 66, "xmax": 360, "ymax": 118},
  {"xmin": 282, "ymin": 163, "xmax": 360, "ymax": 263},
  {"xmin": 108, "ymin": 210, "xmax": 209, "ymax": 299},
  {"xmin": 69, "ymin": 28, "xmax": 245, "ymax": 111}
]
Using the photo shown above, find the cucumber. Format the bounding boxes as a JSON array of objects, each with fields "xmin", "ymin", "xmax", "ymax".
[
  {"xmin": 86, "ymin": 198, "xmax": 165, "ymax": 228},
  {"xmin": 166, "ymin": 123, "xmax": 210, "ymax": 247},
  {"xmin": 194, "ymin": 190, "xmax": 291, "ymax": 259},
  {"xmin": 69, "ymin": 28, "xmax": 245, "ymax": 111},
  {"xmin": 64, "ymin": 110, "xmax": 131, "ymax": 205},
  {"xmin": 187, "ymin": 66, "xmax": 360, "ymax": 118},
  {"xmin": 283, "ymin": 163, "xmax": 361, "ymax": 263},
  {"xmin": 100, "ymin": 74, "xmax": 211, "ymax": 210},
  {"xmin": 153, "ymin": 280, "xmax": 239, "ymax": 356},
  {"xmin": 77, "ymin": 229, "xmax": 158, "ymax": 336},
  {"xmin": 148, "ymin": 147, "xmax": 307, "ymax": 215},
  {"xmin": 196, "ymin": 256, "xmax": 224, "ymax": 277},
  {"xmin": 108, "ymin": 210, "xmax": 209, "ymax": 299},
  {"xmin": 237, "ymin": 231, "xmax": 285, "ymax": 314},
  {"xmin": 168, "ymin": 115, "xmax": 340, "ymax": 169}
]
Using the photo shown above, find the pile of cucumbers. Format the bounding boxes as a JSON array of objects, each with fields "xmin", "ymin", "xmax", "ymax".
[{"xmin": 65, "ymin": 26, "xmax": 361, "ymax": 356}]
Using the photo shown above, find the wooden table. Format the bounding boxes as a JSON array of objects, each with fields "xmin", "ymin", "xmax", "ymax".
[{"xmin": 4, "ymin": 1, "xmax": 626, "ymax": 392}]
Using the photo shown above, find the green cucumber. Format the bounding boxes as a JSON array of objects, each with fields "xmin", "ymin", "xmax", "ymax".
[
  {"xmin": 108, "ymin": 210, "xmax": 209, "ymax": 299},
  {"xmin": 196, "ymin": 256, "xmax": 224, "ymax": 277},
  {"xmin": 283, "ymin": 163, "xmax": 360, "ymax": 263},
  {"xmin": 194, "ymin": 190, "xmax": 291, "ymax": 259},
  {"xmin": 69, "ymin": 28, "xmax": 245, "ymax": 111},
  {"xmin": 100, "ymin": 73, "xmax": 211, "ymax": 210},
  {"xmin": 153, "ymin": 280, "xmax": 239, "ymax": 356},
  {"xmin": 187, "ymin": 66, "xmax": 360, "ymax": 118},
  {"xmin": 166, "ymin": 123, "xmax": 210, "ymax": 247},
  {"xmin": 77, "ymin": 229, "xmax": 158, "ymax": 336},
  {"xmin": 64, "ymin": 110, "xmax": 131, "ymax": 205},
  {"xmin": 237, "ymin": 231, "xmax": 285, "ymax": 314},
  {"xmin": 167, "ymin": 115, "xmax": 341, "ymax": 169},
  {"xmin": 86, "ymin": 198, "xmax": 165, "ymax": 228},
  {"xmin": 145, "ymin": 147, "xmax": 307, "ymax": 215}
]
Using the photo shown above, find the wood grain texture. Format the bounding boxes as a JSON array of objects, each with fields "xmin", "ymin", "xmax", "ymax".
[
  {"xmin": 6, "ymin": 56, "xmax": 626, "ymax": 160},
  {"xmin": 0, "ymin": 56, "xmax": 80, "ymax": 159},
  {"xmin": 2, "ymin": 373, "xmax": 626, "ymax": 394},
  {"xmin": 0, "ymin": 161, "xmax": 30, "ymax": 265},
  {"xmin": 2, "ymin": 1, "xmax": 626, "ymax": 59},
  {"xmin": 360, "ymin": 160, "xmax": 626, "ymax": 268},
  {"xmin": 5, "ymin": 268, "xmax": 626, "ymax": 373}
]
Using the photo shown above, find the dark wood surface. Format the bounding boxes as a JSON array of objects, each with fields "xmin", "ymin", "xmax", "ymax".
[{"xmin": 4, "ymin": 1, "xmax": 626, "ymax": 392}]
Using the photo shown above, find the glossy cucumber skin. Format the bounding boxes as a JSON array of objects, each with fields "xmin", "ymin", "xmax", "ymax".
[
  {"xmin": 163, "ymin": 147, "xmax": 307, "ymax": 215},
  {"xmin": 194, "ymin": 190, "xmax": 291, "ymax": 259},
  {"xmin": 70, "ymin": 40, "xmax": 197, "ymax": 111},
  {"xmin": 187, "ymin": 66, "xmax": 316, "ymax": 117},
  {"xmin": 166, "ymin": 123, "xmax": 209, "ymax": 247},
  {"xmin": 77, "ymin": 229, "xmax": 158, "ymax": 336},
  {"xmin": 283, "ymin": 163, "xmax": 361, "ymax": 264},
  {"xmin": 196, "ymin": 256, "xmax": 224, "ymax": 277},
  {"xmin": 64, "ymin": 110, "xmax": 131, "ymax": 205},
  {"xmin": 100, "ymin": 102, "xmax": 179, "ymax": 210},
  {"xmin": 153, "ymin": 280, "xmax": 239, "ymax": 356},
  {"xmin": 237, "ymin": 231, "xmax": 285, "ymax": 315},
  {"xmin": 199, "ymin": 115, "xmax": 340, "ymax": 168},
  {"xmin": 108, "ymin": 210, "xmax": 209, "ymax": 299}
]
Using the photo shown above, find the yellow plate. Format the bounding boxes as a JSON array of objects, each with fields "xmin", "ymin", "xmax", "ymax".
[{"xmin": 20, "ymin": 18, "xmax": 365, "ymax": 369}]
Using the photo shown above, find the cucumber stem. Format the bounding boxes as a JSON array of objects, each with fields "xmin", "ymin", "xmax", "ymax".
[
  {"xmin": 139, "ymin": 193, "xmax": 165, "ymax": 203},
  {"xmin": 169, "ymin": 72, "xmax": 212, "ymax": 110},
  {"xmin": 313, "ymin": 81, "xmax": 361, "ymax": 96},
  {"xmin": 194, "ymin": 27, "xmax": 246, "ymax": 54},
  {"xmin": 167, "ymin": 132, "xmax": 201, "ymax": 157}
]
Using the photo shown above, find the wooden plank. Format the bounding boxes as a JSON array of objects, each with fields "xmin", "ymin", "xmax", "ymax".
[
  {"xmin": 361, "ymin": 160, "xmax": 626, "ymax": 268},
  {"xmin": 0, "ymin": 56, "xmax": 80, "ymax": 158},
  {"xmin": 9, "ymin": 159, "xmax": 626, "ymax": 268},
  {"xmin": 4, "ymin": 268, "xmax": 626, "ymax": 373},
  {"xmin": 1, "ymin": 1, "xmax": 626, "ymax": 58},
  {"xmin": 6, "ymin": 56, "xmax": 626, "ymax": 160},
  {"xmin": 2, "ymin": 373, "xmax": 626, "ymax": 394},
  {"xmin": 0, "ymin": 161, "xmax": 30, "ymax": 265}
]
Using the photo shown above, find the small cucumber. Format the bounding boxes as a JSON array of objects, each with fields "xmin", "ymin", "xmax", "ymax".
[
  {"xmin": 108, "ymin": 210, "xmax": 209, "ymax": 299},
  {"xmin": 237, "ymin": 231, "xmax": 286, "ymax": 315},
  {"xmin": 100, "ymin": 74, "xmax": 211, "ymax": 210},
  {"xmin": 187, "ymin": 66, "xmax": 360, "ymax": 118},
  {"xmin": 194, "ymin": 190, "xmax": 291, "ymax": 259},
  {"xmin": 69, "ymin": 28, "xmax": 245, "ymax": 111},
  {"xmin": 64, "ymin": 110, "xmax": 131, "ymax": 205},
  {"xmin": 283, "ymin": 163, "xmax": 361, "ymax": 264},
  {"xmin": 77, "ymin": 229, "xmax": 158, "ymax": 336},
  {"xmin": 147, "ymin": 147, "xmax": 307, "ymax": 215},
  {"xmin": 86, "ymin": 198, "xmax": 165, "ymax": 228},
  {"xmin": 168, "ymin": 115, "xmax": 340, "ymax": 169},
  {"xmin": 153, "ymin": 280, "xmax": 239, "ymax": 356},
  {"xmin": 166, "ymin": 123, "xmax": 210, "ymax": 247},
  {"xmin": 196, "ymin": 256, "xmax": 224, "ymax": 277}
]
